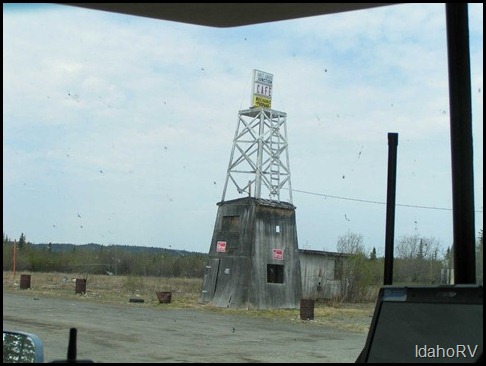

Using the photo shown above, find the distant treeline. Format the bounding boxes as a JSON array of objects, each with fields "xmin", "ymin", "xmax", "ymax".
[
  {"xmin": 3, "ymin": 234, "xmax": 208, "ymax": 278},
  {"xmin": 3, "ymin": 229, "xmax": 482, "ymax": 295}
]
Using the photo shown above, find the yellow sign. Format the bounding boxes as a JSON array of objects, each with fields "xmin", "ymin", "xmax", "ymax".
[{"xmin": 253, "ymin": 95, "xmax": 271, "ymax": 108}]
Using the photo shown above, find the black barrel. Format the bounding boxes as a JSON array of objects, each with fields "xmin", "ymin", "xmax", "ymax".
[
  {"xmin": 156, "ymin": 291, "xmax": 172, "ymax": 303},
  {"xmin": 300, "ymin": 299, "xmax": 315, "ymax": 320},
  {"xmin": 75, "ymin": 278, "xmax": 87, "ymax": 294},
  {"xmin": 20, "ymin": 274, "xmax": 31, "ymax": 289}
]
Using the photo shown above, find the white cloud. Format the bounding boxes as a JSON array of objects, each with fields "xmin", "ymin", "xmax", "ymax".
[{"xmin": 3, "ymin": 3, "xmax": 483, "ymax": 252}]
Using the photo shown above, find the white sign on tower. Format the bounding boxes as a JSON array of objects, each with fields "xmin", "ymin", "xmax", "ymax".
[{"xmin": 252, "ymin": 69, "xmax": 273, "ymax": 108}]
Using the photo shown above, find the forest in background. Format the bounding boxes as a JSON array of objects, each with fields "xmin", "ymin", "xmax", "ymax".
[
  {"xmin": 3, "ymin": 229, "xmax": 482, "ymax": 303},
  {"xmin": 3, "ymin": 233, "xmax": 207, "ymax": 278}
]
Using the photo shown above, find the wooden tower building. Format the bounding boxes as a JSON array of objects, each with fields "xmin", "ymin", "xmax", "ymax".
[{"xmin": 200, "ymin": 72, "xmax": 302, "ymax": 309}]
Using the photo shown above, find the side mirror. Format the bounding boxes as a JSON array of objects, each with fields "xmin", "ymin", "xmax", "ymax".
[{"xmin": 3, "ymin": 330, "xmax": 44, "ymax": 363}]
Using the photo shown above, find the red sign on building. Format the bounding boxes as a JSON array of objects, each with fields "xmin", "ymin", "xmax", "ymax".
[
  {"xmin": 216, "ymin": 241, "xmax": 227, "ymax": 252},
  {"xmin": 272, "ymin": 248, "xmax": 283, "ymax": 260}
]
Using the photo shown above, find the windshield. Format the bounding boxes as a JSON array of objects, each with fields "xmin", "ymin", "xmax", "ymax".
[{"xmin": 3, "ymin": 3, "xmax": 483, "ymax": 363}]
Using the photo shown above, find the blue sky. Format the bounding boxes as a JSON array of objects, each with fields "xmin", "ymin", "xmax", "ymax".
[{"xmin": 3, "ymin": 3, "xmax": 483, "ymax": 255}]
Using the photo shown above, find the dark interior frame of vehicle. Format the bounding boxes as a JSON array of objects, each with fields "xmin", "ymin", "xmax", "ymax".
[{"xmin": 5, "ymin": 3, "xmax": 482, "ymax": 363}]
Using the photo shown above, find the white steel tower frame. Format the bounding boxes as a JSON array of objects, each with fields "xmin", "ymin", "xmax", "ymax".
[{"xmin": 221, "ymin": 107, "xmax": 293, "ymax": 203}]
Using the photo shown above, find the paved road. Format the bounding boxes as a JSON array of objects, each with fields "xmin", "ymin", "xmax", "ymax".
[{"xmin": 3, "ymin": 292, "xmax": 368, "ymax": 363}]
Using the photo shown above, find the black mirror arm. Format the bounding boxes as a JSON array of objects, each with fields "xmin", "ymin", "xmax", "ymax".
[
  {"xmin": 67, "ymin": 328, "xmax": 77, "ymax": 362},
  {"xmin": 51, "ymin": 328, "xmax": 94, "ymax": 363}
]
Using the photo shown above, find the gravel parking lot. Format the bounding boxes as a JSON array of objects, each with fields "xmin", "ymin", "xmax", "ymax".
[{"xmin": 3, "ymin": 291, "xmax": 370, "ymax": 363}]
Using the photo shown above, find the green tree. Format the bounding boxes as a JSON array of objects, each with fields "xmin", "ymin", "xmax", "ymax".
[
  {"xmin": 3, "ymin": 241, "xmax": 14, "ymax": 270},
  {"xmin": 335, "ymin": 231, "xmax": 379, "ymax": 302},
  {"xmin": 442, "ymin": 246, "xmax": 454, "ymax": 284},
  {"xmin": 17, "ymin": 233, "xmax": 27, "ymax": 251},
  {"xmin": 369, "ymin": 247, "xmax": 377, "ymax": 260},
  {"xmin": 395, "ymin": 234, "xmax": 442, "ymax": 284}
]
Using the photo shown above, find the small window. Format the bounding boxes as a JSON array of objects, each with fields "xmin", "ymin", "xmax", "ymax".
[
  {"xmin": 222, "ymin": 216, "xmax": 240, "ymax": 232},
  {"xmin": 275, "ymin": 225, "xmax": 280, "ymax": 233},
  {"xmin": 267, "ymin": 264, "xmax": 284, "ymax": 283}
]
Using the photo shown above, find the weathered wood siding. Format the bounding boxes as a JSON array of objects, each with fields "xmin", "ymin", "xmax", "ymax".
[
  {"xmin": 200, "ymin": 197, "xmax": 302, "ymax": 309},
  {"xmin": 299, "ymin": 250, "xmax": 346, "ymax": 300}
]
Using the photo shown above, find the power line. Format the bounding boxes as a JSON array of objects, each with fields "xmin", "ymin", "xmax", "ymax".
[{"xmin": 289, "ymin": 188, "xmax": 483, "ymax": 213}]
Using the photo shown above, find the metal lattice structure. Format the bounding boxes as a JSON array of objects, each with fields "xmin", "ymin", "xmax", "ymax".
[{"xmin": 221, "ymin": 107, "xmax": 293, "ymax": 203}]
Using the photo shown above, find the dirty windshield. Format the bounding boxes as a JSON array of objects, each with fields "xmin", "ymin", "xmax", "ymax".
[{"xmin": 3, "ymin": 3, "xmax": 483, "ymax": 363}]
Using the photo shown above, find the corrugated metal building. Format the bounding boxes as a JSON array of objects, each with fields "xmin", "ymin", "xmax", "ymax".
[
  {"xmin": 200, "ymin": 197, "xmax": 302, "ymax": 309},
  {"xmin": 299, "ymin": 249, "xmax": 351, "ymax": 300}
]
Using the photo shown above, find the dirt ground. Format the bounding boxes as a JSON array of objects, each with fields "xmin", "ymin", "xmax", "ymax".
[{"xmin": 3, "ymin": 290, "xmax": 372, "ymax": 363}]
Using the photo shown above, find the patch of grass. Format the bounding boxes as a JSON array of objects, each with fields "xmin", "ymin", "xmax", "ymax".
[
  {"xmin": 3, "ymin": 271, "xmax": 203, "ymax": 307},
  {"xmin": 3, "ymin": 271, "xmax": 374, "ymax": 333},
  {"xmin": 200, "ymin": 301, "xmax": 374, "ymax": 333}
]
